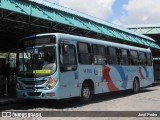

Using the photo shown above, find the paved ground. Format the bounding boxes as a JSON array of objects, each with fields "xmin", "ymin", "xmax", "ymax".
[{"xmin": 0, "ymin": 84, "xmax": 160, "ymax": 120}]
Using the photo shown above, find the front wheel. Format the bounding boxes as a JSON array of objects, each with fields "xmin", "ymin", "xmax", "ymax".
[
  {"xmin": 81, "ymin": 83, "xmax": 92, "ymax": 103},
  {"xmin": 133, "ymin": 79, "xmax": 140, "ymax": 94}
]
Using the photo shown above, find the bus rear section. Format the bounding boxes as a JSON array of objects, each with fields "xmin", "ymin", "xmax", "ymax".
[{"xmin": 76, "ymin": 42, "xmax": 154, "ymax": 97}]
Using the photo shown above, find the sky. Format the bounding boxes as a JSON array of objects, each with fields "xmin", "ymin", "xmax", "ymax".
[{"xmin": 47, "ymin": 0, "xmax": 160, "ymax": 26}]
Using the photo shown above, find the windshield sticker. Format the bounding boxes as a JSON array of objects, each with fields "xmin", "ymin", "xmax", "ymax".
[
  {"xmin": 34, "ymin": 49, "xmax": 38, "ymax": 54},
  {"xmin": 33, "ymin": 70, "xmax": 51, "ymax": 74},
  {"xmin": 94, "ymin": 67, "xmax": 102, "ymax": 76}
]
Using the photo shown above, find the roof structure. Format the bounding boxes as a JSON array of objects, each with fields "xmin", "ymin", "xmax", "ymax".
[
  {"xmin": 0, "ymin": 0, "xmax": 160, "ymax": 52},
  {"xmin": 126, "ymin": 24, "xmax": 160, "ymax": 35}
]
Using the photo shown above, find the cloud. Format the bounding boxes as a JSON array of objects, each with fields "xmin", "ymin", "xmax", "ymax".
[
  {"xmin": 46, "ymin": 0, "xmax": 115, "ymax": 21},
  {"xmin": 122, "ymin": 0, "xmax": 160, "ymax": 24},
  {"xmin": 112, "ymin": 19, "xmax": 123, "ymax": 26}
]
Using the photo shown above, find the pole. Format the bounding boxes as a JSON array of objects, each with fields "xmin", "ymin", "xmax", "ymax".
[{"xmin": 5, "ymin": 76, "xmax": 7, "ymax": 96}]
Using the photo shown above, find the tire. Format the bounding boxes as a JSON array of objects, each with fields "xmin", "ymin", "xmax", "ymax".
[
  {"xmin": 133, "ymin": 78, "xmax": 140, "ymax": 94},
  {"xmin": 81, "ymin": 83, "xmax": 93, "ymax": 103}
]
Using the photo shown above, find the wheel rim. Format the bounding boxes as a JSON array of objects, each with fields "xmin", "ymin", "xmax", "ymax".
[{"xmin": 83, "ymin": 87, "xmax": 90, "ymax": 99}]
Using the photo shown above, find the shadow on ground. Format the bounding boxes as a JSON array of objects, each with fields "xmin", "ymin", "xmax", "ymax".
[{"xmin": 0, "ymin": 86, "xmax": 157, "ymax": 111}]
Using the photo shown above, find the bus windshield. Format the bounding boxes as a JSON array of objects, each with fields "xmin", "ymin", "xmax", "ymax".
[{"xmin": 17, "ymin": 46, "xmax": 56, "ymax": 77}]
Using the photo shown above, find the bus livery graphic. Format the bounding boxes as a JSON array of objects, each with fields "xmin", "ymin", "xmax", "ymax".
[
  {"xmin": 143, "ymin": 66, "xmax": 149, "ymax": 79},
  {"xmin": 139, "ymin": 67, "xmax": 145, "ymax": 80},
  {"xmin": 113, "ymin": 66, "xmax": 128, "ymax": 89},
  {"xmin": 102, "ymin": 66, "xmax": 120, "ymax": 92}
]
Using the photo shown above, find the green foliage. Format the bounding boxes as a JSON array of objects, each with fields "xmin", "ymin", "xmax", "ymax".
[
  {"xmin": 0, "ymin": 53, "xmax": 8, "ymax": 57},
  {"xmin": 0, "ymin": 53, "xmax": 16, "ymax": 58}
]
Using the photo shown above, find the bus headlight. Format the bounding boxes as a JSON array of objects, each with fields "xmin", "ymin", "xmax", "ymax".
[
  {"xmin": 45, "ymin": 78, "xmax": 58, "ymax": 90},
  {"xmin": 16, "ymin": 82, "xmax": 24, "ymax": 90}
]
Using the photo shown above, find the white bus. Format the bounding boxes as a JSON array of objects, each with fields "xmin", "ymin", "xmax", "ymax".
[{"xmin": 16, "ymin": 33, "xmax": 154, "ymax": 103}]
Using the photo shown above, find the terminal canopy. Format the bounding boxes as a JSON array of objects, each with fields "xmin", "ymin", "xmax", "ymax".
[{"xmin": 0, "ymin": 0, "xmax": 160, "ymax": 57}]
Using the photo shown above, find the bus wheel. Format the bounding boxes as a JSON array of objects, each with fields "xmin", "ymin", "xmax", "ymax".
[
  {"xmin": 81, "ymin": 83, "xmax": 92, "ymax": 103},
  {"xmin": 133, "ymin": 78, "xmax": 140, "ymax": 94}
]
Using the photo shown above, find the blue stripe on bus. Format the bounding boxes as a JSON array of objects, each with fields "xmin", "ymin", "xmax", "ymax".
[
  {"xmin": 114, "ymin": 66, "xmax": 127, "ymax": 89},
  {"xmin": 143, "ymin": 66, "xmax": 149, "ymax": 78}
]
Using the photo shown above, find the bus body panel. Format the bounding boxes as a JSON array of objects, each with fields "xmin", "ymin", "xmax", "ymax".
[
  {"xmin": 77, "ymin": 64, "xmax": 153, "ymax": 95},
  {"xmin": 16, "ymin": 33, "xmax": 154, "ymax": 100}
]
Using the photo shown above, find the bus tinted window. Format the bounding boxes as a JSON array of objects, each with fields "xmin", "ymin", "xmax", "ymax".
[
  {"xmin": 139, "ymin": 52, "xmax": 147, "ymax": 65},
  {"xmin": 146, "ymin": 53, "xmax": 152, "ymax": 66},
  {"xmin": 108, "ymin": 47, "xmax": 118, "ymax": 65},
  {"xmin": 78, "ymin": 43, "xmax": 91, "ymax": 64},
  {"xmin": 60, "ymin": 44, "xmax": 76, "ymax": 65},
  {"xmin": 92, "ymin": 45, "xmax": 106, "ymax": 65},
  {"xmin": 130, "ymin": 50, "xmax": 139, "ymax": 65},
  {"xmin": 120, "ymin": 49, "xmax": 129, "ymax": 65}
]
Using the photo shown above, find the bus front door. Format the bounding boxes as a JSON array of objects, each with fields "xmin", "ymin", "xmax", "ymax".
[{"xmin": 59, "ymin": 43, "xmax": 79, "ymax": 99}]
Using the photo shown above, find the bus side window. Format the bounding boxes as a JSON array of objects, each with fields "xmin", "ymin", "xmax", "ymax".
[
  {"xmin": 92, "ymin": 44, "xmax": 106, "ymax": 65},
  {"xmin": 105, "ymin": 47, "xmax": 108, "ymax": 64},
  {"xmin": 119, "ymin": 49, "xmax": 129, "ymax": 65},
  {"xmin": 77, "ymin": 42, "xmax": 92, "ymax": 64},
  {"xmin": 108, "ymin": 47, "xmax": 118, "ymax": 65},
  {"xmin": 146, "ymin": 53, "xmax": 152, "ymax": 66},
  {"xmin": 130, "ymin": 50, "xmax": 139, "ymax": 66},
  {"xmin": 59, "ymin": 44, "xmax": 77, "ymax": 71},
  {"xmin": 139, "ymin": 52, "xmax": 147, "ymax": 66}
]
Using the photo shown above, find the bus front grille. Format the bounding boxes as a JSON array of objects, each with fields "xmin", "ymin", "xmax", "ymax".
[
  {"xmin": 25, "ymin": 87, "xmax": 44, "ymax": 90},
  {"xmin": 22, "ymin": 80, "xmax": 46, "ymax": 85}
]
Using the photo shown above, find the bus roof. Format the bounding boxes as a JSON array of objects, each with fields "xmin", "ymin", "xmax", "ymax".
[{"xmin": 35, "ymin": 33, "xmax": 151, "ymax": 53}]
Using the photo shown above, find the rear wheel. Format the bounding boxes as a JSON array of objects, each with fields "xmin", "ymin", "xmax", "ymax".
[
  {"xmin": 133, "ymin": 78, "xmax": 140, "ymax": 94},
  {"xmin": 81, "ymin": 83, "xmax": 92, "ymax": 103}
]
